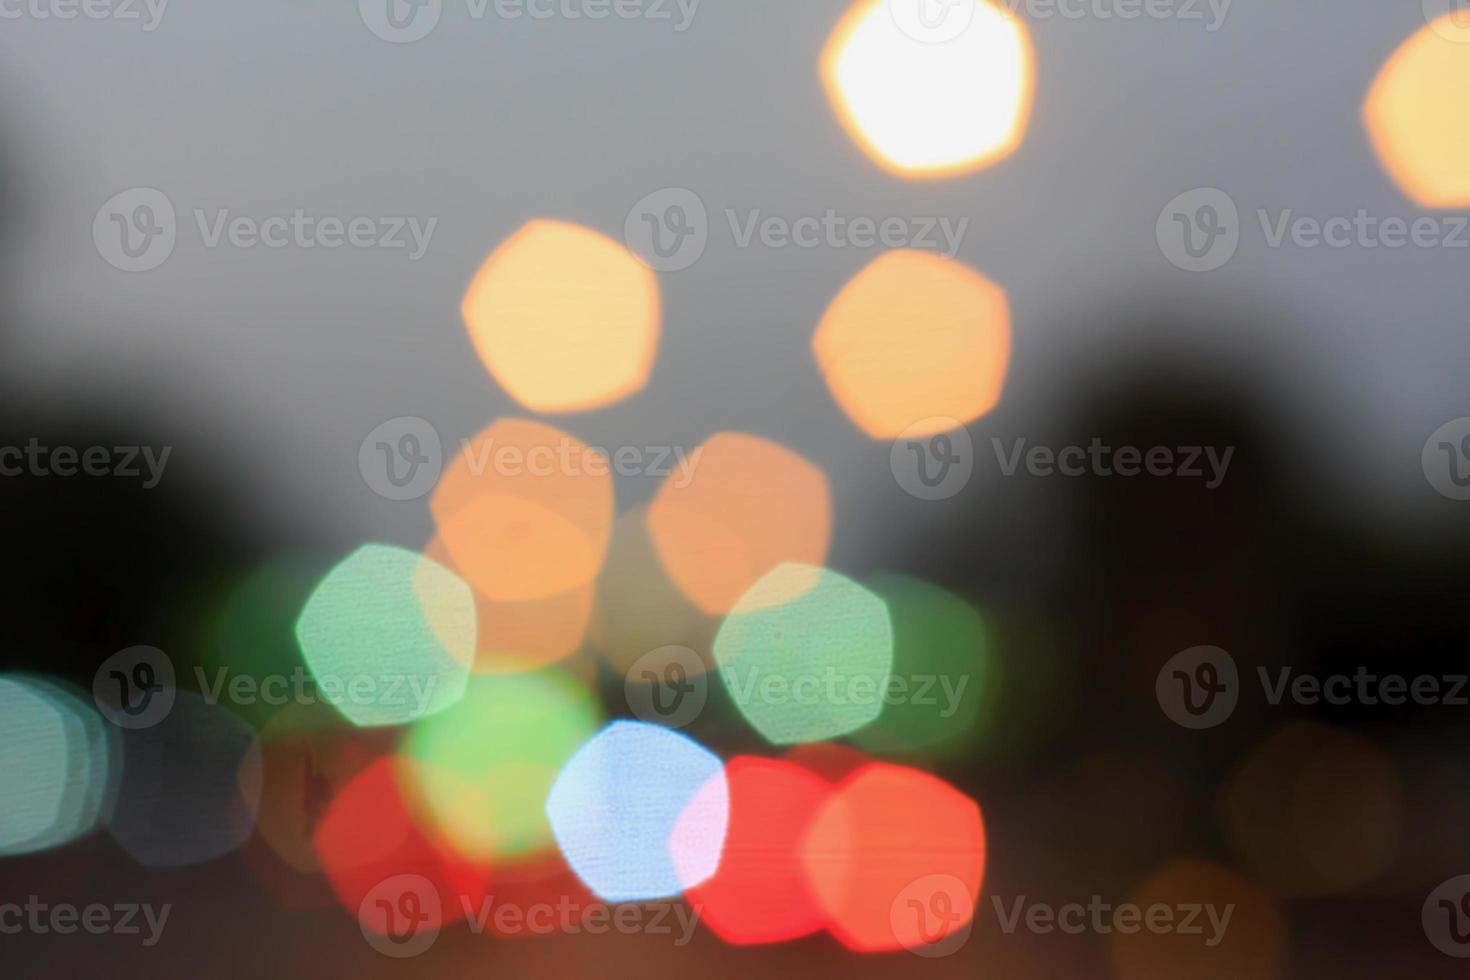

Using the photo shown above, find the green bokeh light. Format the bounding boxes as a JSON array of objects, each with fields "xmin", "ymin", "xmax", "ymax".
[
  {"xmin": 850, "ymin": 573, "xmax": 992, "ymax": 758},
  {"xmin": 714, "ymin": 564, "xmax": 893, "ymax": 745},
  {"xmin": 0, "ymin": 675, "xmax": 115, "ymax": 855},
  {"xmin": 403, "ymin": 668, "xmax": 602, "ymax": 863},
  {"xmin": 295, "ymin": 544, "xmax": 475, "ymax": 728}
]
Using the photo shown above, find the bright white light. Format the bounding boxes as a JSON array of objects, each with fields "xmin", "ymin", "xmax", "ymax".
[{"xmin": 822, "ymin": 0, "xmax": 1034, "ymax": 178}]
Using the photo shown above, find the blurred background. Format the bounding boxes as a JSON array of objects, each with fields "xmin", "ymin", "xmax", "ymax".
[{"xmin": 1, "ymin": 1, "xmax": 1468, "ymax": 977}]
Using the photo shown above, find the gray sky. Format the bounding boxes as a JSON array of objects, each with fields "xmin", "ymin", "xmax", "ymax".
[{"xmin": 0, "ymin": 1, "xmax": 1463, "ymax": 548}]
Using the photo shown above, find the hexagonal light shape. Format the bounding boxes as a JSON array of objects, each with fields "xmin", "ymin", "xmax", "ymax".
[
  {"xmin": 1364, "ymin": 15, "xmax": 1470, "ymax": 208},
  {"xmin": 714, "ymin": 564, "xmax": 894, "ymax": 745},
  {"xmin": 814, "ymin": 250, "xmax": 1011, "ymax": 439},
  {"xmin": 461, "ymin": 219, "xmax": 661, "ymax": 413},
  {"xmin": 821, "ymin": 0, "xmax": 1034, "ymax": 178}
]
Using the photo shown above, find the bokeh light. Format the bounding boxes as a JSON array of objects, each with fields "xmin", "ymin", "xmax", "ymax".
[
  {"xmin": 402, "ymin": 669, "xmax": 602, "ymax": 865},
  {"xmin": 106, "ymin": 691, "xmax": 262, "ymax": 868},
  {"xmin": 0, "ymin": 675, "xmax": 115, "ymax": 856},
  {"xmin": 714, "ymin": 564, "xmax": 893, "ymax": 745},
  {"xmin": 1109, "ymin": 860, "xmax": 1286, "ymax": 980},
  {"xmin": 821, "ymin": 0, "xmax": 1034, "ymax": 178},
  {"xmin": 314, "ymin": 755, "xmax": 489, "ymax": 931},
  {"xmin": 431, "ymin": 418, "xmax": 614, "ymax": 603},
  {"xmin": 813, "ymin": 250, "xmax": 1011, "ymax": 438},
  {"xmin": 646, "ymin": 433, "xmax": 831, "ymax": 616},
  {"xmin": 424, "ymin": 534, "xmax": 594, "ymax": 674},
  {"xmin": 201, "ymin": 555, "xmax": 328, "ymax": 725},
  {"xmin": 1222, "ymin": 722, "xmax": 1402, "ymax": 897},
  {"xmin": 849, "ymin": 573, "xmax": 990, "ymax": 758},
  {"xmin": 545, "ymin": 721, "xmax": 729, "ymax": 902},
  {"xmin": 1364, "ymin": 15, "xmax": 1470, "ymax": 207},
  {"xmin": 801, "ymin": 763, "xmax": 984, "ymax": 952},
  {"xmin": 684, "ymin": 756, "xmax": 832, "ymax": 945},
  {"xmin": 461, "ymin": 219, "xmax": 661, "ymax": 413},
  {"xmin": 253, "ymin": 704, "xmax": 393, "ymax": 874},
  {"xmin": 295, "ymin": 544, "xmax": 475, "ymax": 728},
  {"xmin": 589, "ymin": 505, "xmax": 718, "ymax": 678}
]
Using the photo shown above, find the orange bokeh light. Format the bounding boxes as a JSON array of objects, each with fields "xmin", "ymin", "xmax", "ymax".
[
  {"xmin": 1365, "ymin": 16, "xmax": 1470, "ymax": 208},
  {"xmin": 430, "ymin": 418, "xmax": 613, "ymax": 603},
  {"xmin": 424, "ymin": 535, "xmax": 593, "ymax": 674},
  {"xmin": 645, "ymin": 433, "xmax": 832, "ymax": 615},
  {"xmin": 461, "ymin": 220, "xmax": 661, "ymax": 413},
  {"xmin": 684, "ymin": 757, "xmax": 833, "ymax": 945},
  {"xmin": 801, "ymin": 763, "xmax": 985, "ymax": 952},
  {"xmin": 814, "ymin": 249, "xmax": 1011, "ymax": 439}
]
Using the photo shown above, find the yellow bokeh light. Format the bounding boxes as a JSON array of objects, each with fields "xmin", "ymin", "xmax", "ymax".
[
  {"xmin": 1364, "ymin": 15, "xmax": 1470, "ymax": 208},
  {"xmin": 461, "ymin": 220, "xmax": 661, "ymax": 413},
  {"xmin": 821, "ymin": 0, "xmax": 1034, "ymax": 179},
  {"xmin": 814, "ymin": 249, "xmax": 1011, "ymax": 438}
]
